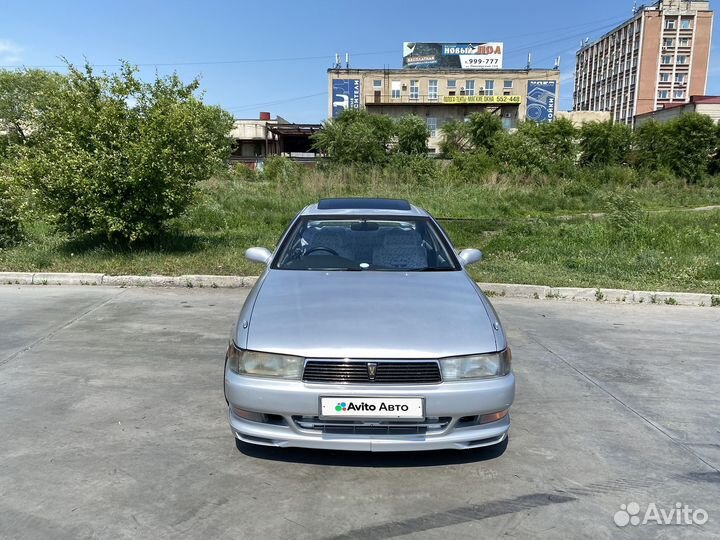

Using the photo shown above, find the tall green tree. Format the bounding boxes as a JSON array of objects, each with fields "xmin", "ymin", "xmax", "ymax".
[
  {"xmin": 632, "ymin": 120, "xmax": 670, "ymax": 171},
  {"xmin": 663, "ymin": 113, "xmax": 717, "ymax": 182},
  {"xmin": 312, "ymin": 109, "xmax": 395, "ymax": 164},
  {"xmin": 395, "ymin": 114, "xmax": 429, "ymax": 155},
  {"xmin": 12, "ymin": 61, "xmax": 233, "ymax": 243},
  {"xmin": 0, "ymin": 69, "xmax": 64, "ymax": 154},
  {"xmin": 466, "ymin": 111, "xmax": 503, "ymax": 151},
  {"xmin": 439, "ymin": 120, "xmax": 472, "ymax": 156}
]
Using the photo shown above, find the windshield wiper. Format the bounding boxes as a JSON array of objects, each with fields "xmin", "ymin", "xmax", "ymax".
[{"xmin": 415, "ymin": 267, "xmax": 454, "ymax": 272}]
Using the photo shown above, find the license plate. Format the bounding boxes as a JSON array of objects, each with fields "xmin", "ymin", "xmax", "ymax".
[{"xmin": 320, "ymin": 397, "xmax": 424, "ymax": 419}]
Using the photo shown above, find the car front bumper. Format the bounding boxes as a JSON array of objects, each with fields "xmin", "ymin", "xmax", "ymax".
[{"xmin": 224, "ymin": 370, "xmax": 515, "ymax": 452}]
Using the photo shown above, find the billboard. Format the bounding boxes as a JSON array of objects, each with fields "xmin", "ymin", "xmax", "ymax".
[
  {"xmin": 443, "ymin": 95, "xmax": 522, "ymax": 104},
  {"xmin": 403, "ymin": 42, "xmax": 503, "ymax": 70},
  {"xmin": 331, "ymin": 79, "xmax": 361, "ymax": 118},
  {"xmin": 526, "ymin": 81, "xmax": 557, "ymax": 123}
]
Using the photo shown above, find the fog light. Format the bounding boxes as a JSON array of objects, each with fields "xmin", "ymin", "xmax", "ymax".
[
  {"xmin": 478, "ymin": 409, "xmax": 509, "ymax": 424},
  {"xmin": 232, "ymin": 407, "xmax": 266, "ymax": 423}
]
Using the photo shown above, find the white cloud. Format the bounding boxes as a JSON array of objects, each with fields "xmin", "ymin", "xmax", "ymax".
[{"xmin": 0, "ymin": 40, "xmax": 23, "ymax": 64}]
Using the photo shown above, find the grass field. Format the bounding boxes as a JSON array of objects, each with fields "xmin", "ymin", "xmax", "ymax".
[{"xmin": 2, "ymin": 167, "xmax": 720, "ymax": 293}]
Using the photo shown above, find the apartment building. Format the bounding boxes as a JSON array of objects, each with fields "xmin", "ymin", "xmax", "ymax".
[{"xmin": 573, "ymin": 0, "xmax": 713, "ymax": 124}]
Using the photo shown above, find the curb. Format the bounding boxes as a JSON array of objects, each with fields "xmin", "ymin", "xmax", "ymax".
[{"xmin": 1, "ymin": 272, "xmax": 717, "ymax": 307}]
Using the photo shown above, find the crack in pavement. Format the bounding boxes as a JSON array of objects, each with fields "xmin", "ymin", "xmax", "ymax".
[
  {"xmin": 0, "ymin": 289, "xmax": 127, "ymax": 368},
  {"xmin": 528, "ymin": 333, "xmax": 720, "ymax": 475}
]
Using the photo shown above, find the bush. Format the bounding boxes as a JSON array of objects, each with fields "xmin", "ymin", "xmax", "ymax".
[
  {"xmin": 604, "ymin": 191, "xmax": 646, "ymax": 240},
  {"xmin": 387, "ymin": 153, "xmax": 440, "ymax": 184},
  {"xmin": 0, "ymin": 173, "xmax": 23, "ymax": 248},
  {"xmin": 580, "ymin": 121, "xmax": 632, "ymax": 167},
  {"xmin": 12, "ymin": 62, "xmax": 233, "ymax": 243},
  {"xmin": 262, "ymin": 156, "xmax": 304, "ymax": 183},
  {"xmin": 491, "ymin": 130, "xmax": 552, "ymax": 177},
  {"xmin": 632, "ymin": 120, "xmax": 669, "ymax": 171},
  {"xmin": 446, "ymin": 149, "xmax": 496, "ymax": 183}
]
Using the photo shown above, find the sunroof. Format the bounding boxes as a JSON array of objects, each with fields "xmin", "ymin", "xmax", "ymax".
[{"xmin": 317, "ymin": 198, "xmax": 412, "ymax": 211}]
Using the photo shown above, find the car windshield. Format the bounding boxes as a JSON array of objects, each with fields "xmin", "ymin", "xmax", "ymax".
[{"xmin": 274, "ymin": 217, "xmax": 459, "ymax": 271}]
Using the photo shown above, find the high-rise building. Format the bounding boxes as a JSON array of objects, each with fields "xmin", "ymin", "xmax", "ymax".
[{"xmin": 573, "ymin": 0, "xmax": 713, "ymax": 124}]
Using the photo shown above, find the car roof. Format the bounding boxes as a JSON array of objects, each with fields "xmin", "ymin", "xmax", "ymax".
[{"xmin": 301, "ymin": 198, "xmax": 429, "ymax": 217}]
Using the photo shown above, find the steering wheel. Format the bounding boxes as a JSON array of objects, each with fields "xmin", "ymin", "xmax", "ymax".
[{"xmin": 305, "ymin": 246, "xmax": 340, "ymax": 256}]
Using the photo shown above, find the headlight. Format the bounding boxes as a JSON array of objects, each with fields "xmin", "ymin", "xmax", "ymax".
[
  {"xmin": 440, "ymin": 349, "xmax": 512, "ymax": 381},
  {"xmin": 226, "ymin": 342, "xmax": 304, "ymax": 379}
]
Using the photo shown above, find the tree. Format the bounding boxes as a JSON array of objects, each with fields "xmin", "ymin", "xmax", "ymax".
[
  {"xmin": 466, "ymin": 112, "xmax": 503, "ymax": 151},
  {"xmin": 663, "ymin": 113, "xmax": 717, "ymax": 182},
  {"xmin": 632, "ymin": 120, "xmax": 670, "ymax": 171},
  {"xmin": 0, "ymin": 69, "xmax": 64, "ymax": 153},
  {"xmin": 519, "ymin": 117, "xmax": 578, "ymax": 158},
  {"xmin": 12, "ymin": 61, "xmax": 233, "ymax": 243},
  {"xmin": 395, "ymin": 114, "xmax": 429, "ymax": 155},
  {"xmin": 0, "ymin": 170, "xmax": 22, "ymax": 247},
  {"xmin": 579, "ymin": 121, "xmax": 632, "ymax": 167},
  {"xmin": 439, "ymin": 120, "xmax": 472, "ymax": 156},
  {"xmin": 312, "ymin": 109, "xmax": 395, "ymax": 165}
]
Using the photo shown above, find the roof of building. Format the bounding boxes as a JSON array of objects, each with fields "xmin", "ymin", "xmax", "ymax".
[
  {"xmin": 302, "ymin": 198, "xmax": 427, "ymax": 217},
  {"xmin": 634, "ymin": 95, "xmax": 720, "ymax": 118}
]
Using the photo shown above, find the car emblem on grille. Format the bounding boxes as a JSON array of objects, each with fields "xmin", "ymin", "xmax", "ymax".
[{"xmin": 367, "ymin": 362, "xmax": 377, "ymax": 380}]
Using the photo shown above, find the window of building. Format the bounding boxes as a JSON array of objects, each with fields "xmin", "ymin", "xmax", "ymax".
[
  {"xmin": 426, "ymin": 117, "xmax": 437, "ymax": 138},
  {"xmin": 484, "ymin": 80, "xmax": 495, "ymax": 96},
  {"xmin": 660, "ymin": 72, "xmax": 671, "ymax": 82},
  {"xmin": 373, "ymin": 79, "xmax": 382, "ymax": 89},
  {"xmin": 674, "ymin": 90, "xmax": 686, "ymax": 99},
  {"xmin": 658, "ymin": 90, "xmax": 670, "ymax": 100},
  {"xmin": 663, "ymin": 38, "xmax": 674, "ymax": 48},
  {"xmin": 676, "ymin": 55, "xmax": 687, "ymax": 65},
  {"xmin": 464, "ymin": 80, "xmax": 475, "ymax": 96},
  {"xmin": 679, "ymin": 37, "xmax": 690, "ymax": 47},
  {"xmin": 665, "ymin": 18, "xmax": 676, "ymax": 30},
  {"xmin": 675, "ymin": 73, "xmax": 687, "ymax": 84},
  {"xmin": 503, "ymin": 80, "xmax": 513, "ymax": 95},
  {"xmin": 680, "ymin": 18, "xmax": 692, "ymax": 29},
  {"xmin": 661, "ymin": 55, "xmax": 673, "ymax": 64},
  {"xmin": 409, "ymin": 80, "xmax": 419, "ymax": 100},
  {"xmin": 428, "ymin": 80, "xmax": 438, "ymax": 100},
  {"xmin": 391, "ymin": 80, "xmax": 401, "ymax": 99},
  {"xmin": 447, "ymin": 79, "xmax": 456, "ymax": 89}
]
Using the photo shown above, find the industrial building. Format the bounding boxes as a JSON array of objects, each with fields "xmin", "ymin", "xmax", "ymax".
[
  {"xmin": 328, "ymin": 67, "xmax": 561, "ymax": 152},
  {"xmin": 573, "ymin": 0, "xmax": 713, "ymax": 124},
  {"xmin": 229, "ymin": 113, "xmax": 321, "ymax": 167}
]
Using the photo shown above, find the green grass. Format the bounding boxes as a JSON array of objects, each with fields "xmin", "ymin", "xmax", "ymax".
[{"xmin": 1, "ymin": 168, "xmax": 720, "ymax": 294}]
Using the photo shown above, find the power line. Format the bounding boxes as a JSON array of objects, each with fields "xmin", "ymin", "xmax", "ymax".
[{"xmin": 224, "ymin": 92, "xmax": 326, "ymax": 112}]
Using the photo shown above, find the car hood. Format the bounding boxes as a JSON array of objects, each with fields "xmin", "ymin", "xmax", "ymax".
[{"xmin": 243, "ymin": 270, "xmax": 499, "ymax": 359}]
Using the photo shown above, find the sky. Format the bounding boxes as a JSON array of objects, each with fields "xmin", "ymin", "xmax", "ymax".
[{"xmin": 2, "ymin": 0, "xmax": 720, "ymax": 123}]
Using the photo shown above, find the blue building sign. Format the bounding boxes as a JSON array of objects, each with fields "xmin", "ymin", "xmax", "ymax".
[
  {"xmin": 332, "ymin": 79, "xmax": 361, "ymax": 118},
  {"xmin": 526, "ymin": 81, "xmax": 557, "ymax": 123}
]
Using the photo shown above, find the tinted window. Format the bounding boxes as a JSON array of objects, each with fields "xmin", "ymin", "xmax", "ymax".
[{"xmin": 274, "ymin": 217, "xmax": 459, "ymax": 271}]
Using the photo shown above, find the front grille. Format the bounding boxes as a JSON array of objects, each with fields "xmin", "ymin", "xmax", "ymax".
[
  {"xmin": 302, "ymin": 360, "xmax": 442, "ymax": 384},
  {"xmin": 293, "ymin": 416, "xmax": 451, "ymax": 435}
]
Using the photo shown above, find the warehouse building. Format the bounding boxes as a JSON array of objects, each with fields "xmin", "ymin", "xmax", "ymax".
[
  {"xmin": 327, "ymin": 42, "xmax": 561, "ymax": 153},
  {"xmin": 573, "ymin": 0, "xmax": 713, "ymax": 124}
]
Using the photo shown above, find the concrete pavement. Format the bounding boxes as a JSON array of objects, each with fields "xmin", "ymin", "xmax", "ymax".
[{"xmin": 0, "ymin": 286, "xmax": 719, "ymax": 539}]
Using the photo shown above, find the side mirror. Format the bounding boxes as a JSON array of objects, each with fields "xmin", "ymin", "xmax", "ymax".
[
  {"xmin": 245, "ymin": 247, "xmax": 272, "ymax": 265},
  {"xmin": 458, "ymin": 248, "xmax": 483, "ymax": 266}
]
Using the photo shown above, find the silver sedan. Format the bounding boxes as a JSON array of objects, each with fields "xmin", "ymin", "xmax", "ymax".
[{"xmin": 224, "ymin": 198, "xmax": 514, "ymax": 452}]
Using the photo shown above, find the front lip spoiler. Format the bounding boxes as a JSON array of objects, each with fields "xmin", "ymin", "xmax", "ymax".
[{"xmin": 228, "ymin": 410, "xmax": 510, "ymax": 452}]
